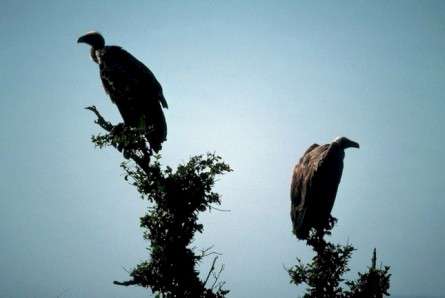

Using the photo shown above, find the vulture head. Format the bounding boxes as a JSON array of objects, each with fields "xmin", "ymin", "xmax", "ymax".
[
  {"xmin": 77, "ymin": 31, "xmax": 105, "ymax": 63},
  {"xmin": 334, "ymin": 136, "xmax": 360, "ymax": 149},
  {"xmin": 77, "ymin": 31, "xmax": 105, "ymax": 49}
]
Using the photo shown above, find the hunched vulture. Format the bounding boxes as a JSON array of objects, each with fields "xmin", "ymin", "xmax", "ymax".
[{"xmin": 290, "ymin": 137, "xmax": 359, "ymax": 239}]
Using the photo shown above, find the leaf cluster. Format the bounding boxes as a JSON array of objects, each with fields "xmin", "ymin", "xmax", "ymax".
[
  {"xmin": 288, "ymin": 221, "xmax": 391, "ymax": 298},
  {"xmin": 124, "ymin": 153, "xmax": 232, "ymax": 297},
  {"xmin": 344, "ymin": 249, "xmax": 391, "ymax": 298}
]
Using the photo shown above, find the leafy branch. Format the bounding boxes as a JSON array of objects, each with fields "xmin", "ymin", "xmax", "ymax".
[
  {"xmin": 288, "ymin": 219, "xmax": 391, "ymax": 298},
  {"xmin": 87, "ymin": 106, "xmax": 231, "ymax": 298}
]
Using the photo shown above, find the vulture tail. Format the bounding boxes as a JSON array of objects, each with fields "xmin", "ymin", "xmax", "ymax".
[{"xmin": 144, "ymin": 103, "xmax": 167, "ymax": 153}]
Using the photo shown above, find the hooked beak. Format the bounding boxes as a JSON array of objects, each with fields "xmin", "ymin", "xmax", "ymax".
[
  {"xmin": 77, "ymin": 35, "xmax": 87, "ymax": 44},
  {"xmin": 350, "ymin": 140, "xmax": 360, "ymax": 149}
]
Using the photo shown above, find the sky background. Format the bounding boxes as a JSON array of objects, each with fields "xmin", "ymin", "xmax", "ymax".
[{"xmin": 1, "ymin": 1, "xmax": 444, "ymax": 297}]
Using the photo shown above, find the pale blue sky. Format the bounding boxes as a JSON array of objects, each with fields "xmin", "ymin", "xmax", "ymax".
[{"xmin": 1, "ymin": 1, "xmax": 444, "ymax": 297}]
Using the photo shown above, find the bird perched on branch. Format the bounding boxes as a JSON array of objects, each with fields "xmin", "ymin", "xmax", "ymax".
[
  {"xmin": 290, "ymin": 137, "xmax": 359, "ymax": 240},
  {"xmin": 78, "ymin": 31, "xmax": 168, "ymax": 152}
]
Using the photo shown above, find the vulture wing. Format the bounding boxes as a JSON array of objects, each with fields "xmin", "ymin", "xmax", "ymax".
[{"xmin": 100, "ymin": 46, "xmax": 167, "ymax": 111}]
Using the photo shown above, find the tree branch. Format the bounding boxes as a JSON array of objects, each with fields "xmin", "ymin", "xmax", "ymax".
[
  {"xmin": 85, "ymin": 105, "xmax": 152, "ymax": 174},
  {"xmin": 85, "ymin": 106, "xmax": 113, "ymax": 131},
  {"xmin": 204, "ymin": 256, "xmax": 219, "ymax": 287},
  {"xmin": 211, "ymin": 263, "xmax": 225, "ymax": 290},
  {"xmin": 113, "ymin": 280, "xmax": 138, "ymax": 287}
]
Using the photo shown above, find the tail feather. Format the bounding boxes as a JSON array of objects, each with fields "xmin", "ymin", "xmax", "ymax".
[{"xmin": 145, "ymin": 102, "xmax": 167, "ymax": 153}]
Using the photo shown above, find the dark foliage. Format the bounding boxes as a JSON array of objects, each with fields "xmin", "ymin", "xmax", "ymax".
[
  {"xmin": 87, "ymin": 106, "xmax": 231, "ymax": 298},
  {"xmin": 288, "ymin": 217, "xmax": 391, "ymax": 298},
  {"xmin": 345, "ymin": 249, "xmax": 391, "ymax": 298}
]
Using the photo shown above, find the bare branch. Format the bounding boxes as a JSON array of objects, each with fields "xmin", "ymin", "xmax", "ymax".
[
  {"xmin": 209, "ymin": 206, "xmax": 231, "ymax": 212},
  {"xmin": 113, "ymin": 280, "xmax": 138, "ymax": 287},
  {"xmin": 211, "ymin": 263, "xmax": 225, "ymax": 290},
  {"xmin": 203, "ymin": 256, "xmax": 219, "ymax": 287},
  {"xmin": 121, "ymin": 266, "xmax": 131, "ymax": 274},
  {"xmin": 200, "ymin": 245, "xmax": 214, "ymax": 257},
  {"xmin": 85, "ymin": 106, "xmax": 113, "ymax": 131}
]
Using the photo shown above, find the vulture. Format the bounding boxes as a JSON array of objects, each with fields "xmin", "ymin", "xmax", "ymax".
[
  {"xmin": 78, "ymin": 31, "xmax": 168, "ymax": 152},
  {"xmin": 290, "ymin": 136, "xmax": 359, "ymax": 240}
]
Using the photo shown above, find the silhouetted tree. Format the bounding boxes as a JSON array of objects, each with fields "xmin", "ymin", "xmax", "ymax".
[
  {"xmin": 345, "ymin": 248, "xmax": 391, "ymax": 298},
  {"xmin": 288, "ymin": 217, "xmax": 391, "ymax": 297},
  {"xmin": 87, "ymin": 106, "xmax": 231, "ymax": 298}
]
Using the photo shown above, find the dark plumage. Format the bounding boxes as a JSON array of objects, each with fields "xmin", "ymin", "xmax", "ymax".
[
  {"xmin": 78, "ymin": 31, "xmax": 168, "ymax": 152},
  {"xmin": 290, "ymin": 137, "xmax": 359, "ymax": 240}
]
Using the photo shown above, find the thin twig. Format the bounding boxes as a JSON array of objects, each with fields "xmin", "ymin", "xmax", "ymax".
[
  {"xmin": 211, "ymin": 263, "xmax": 225, "ymax": 290},
  {"xmin": 113, "ymin": 280, "xmax": 138, "ymax": 286},
  {"xmin": 209, "ymin": 205, "xmax": 231, "ymax": 212},
  {"xmin": 200, "ymin": 245, "xmax": 215, "ymax": 257},
  {"xmin": 85, "ymin": 106, "xmax": 113, "ymax": 131},
  {"xmin": 203, "ymin": 256, "xmax": 219, "ymax": 287},
  {"xmin": 121, "ymin": 266, "xmax": 131, "ymax": 274}
]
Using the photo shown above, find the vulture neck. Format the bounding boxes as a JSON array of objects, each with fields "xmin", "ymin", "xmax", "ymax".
[{"xmin": 90, "ymin": 47, "xmax": 104, "ymax": 64}]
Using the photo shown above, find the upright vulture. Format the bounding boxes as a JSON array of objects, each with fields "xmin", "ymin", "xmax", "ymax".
[
  {"xmin": 290, "ymin": 137, "xmax": 359, "ymax": 240},
  {"xmin": 77, "ymin": 31, "xmax": 168, "ymax": 152}
]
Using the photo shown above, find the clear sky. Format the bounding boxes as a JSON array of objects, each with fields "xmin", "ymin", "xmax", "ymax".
[{"xmin": 1, "ymin": 1, "xmax": 444, "ymax": 297}]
